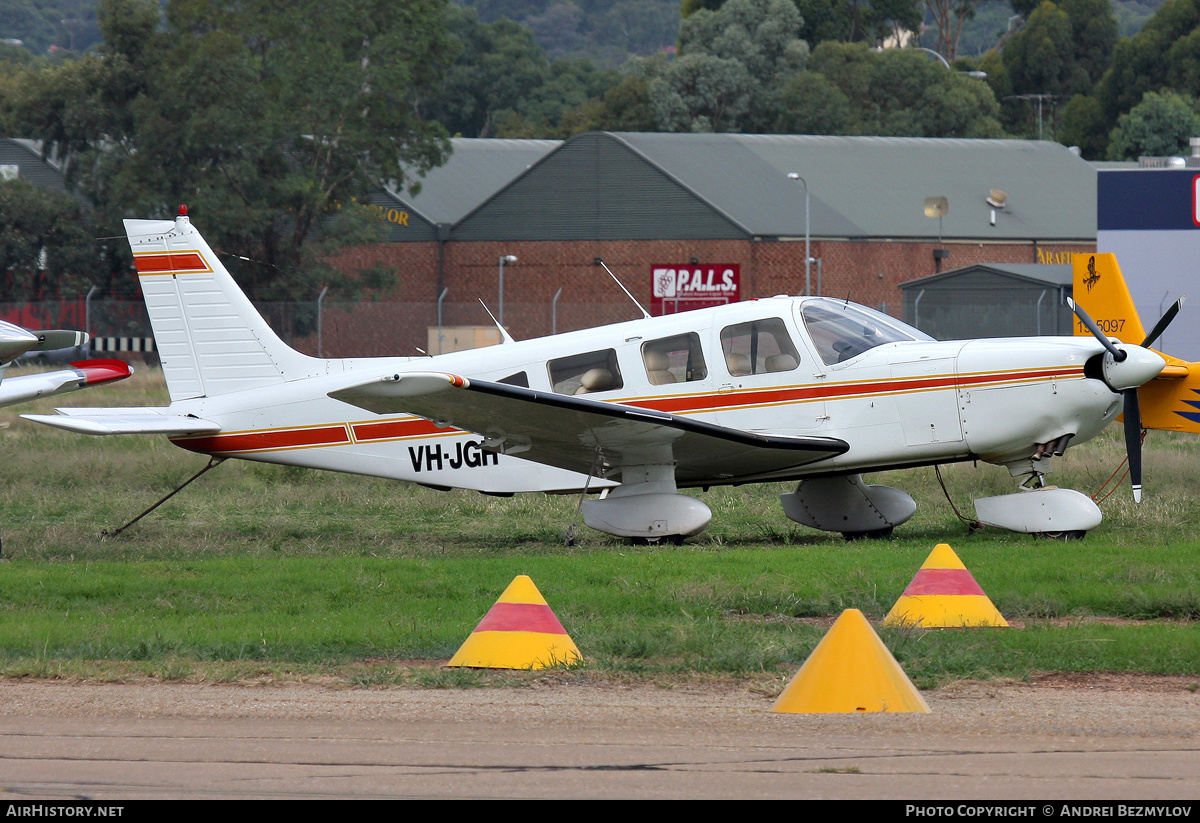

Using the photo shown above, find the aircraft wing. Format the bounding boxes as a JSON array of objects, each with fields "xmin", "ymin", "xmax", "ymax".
[
  {"xmin": 0, "ymin": 360, "xmax": 132, "ymax": 409},
  {"xmin": 21, "ymin": 406, "xmax": 221, "ymax": 436},
  {"xmin": 330, "ymin": 372, "xmax": 848, "ymax": 483}
]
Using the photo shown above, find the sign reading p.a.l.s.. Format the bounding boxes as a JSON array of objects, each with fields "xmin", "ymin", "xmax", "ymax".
[{"xmin": 651, "ymin": 264, "xmax": 740, "ymax": 315}]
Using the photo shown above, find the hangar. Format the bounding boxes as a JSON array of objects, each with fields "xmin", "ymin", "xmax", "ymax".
[{"xmin": 332, "ymin": 132, "xmax": 1097, "ymax": 353}]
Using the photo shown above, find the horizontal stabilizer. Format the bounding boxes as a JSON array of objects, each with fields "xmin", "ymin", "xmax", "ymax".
[
  {"xmin": 22, "ymin": 407, "xmax": 221, "ymax": 436},
  {"xmin": 331, "ymin": 371, "xmax": 848, "ymax": 483}
]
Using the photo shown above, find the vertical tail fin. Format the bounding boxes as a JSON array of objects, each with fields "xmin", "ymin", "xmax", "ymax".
[
  {"xmin": 1071, "ymin": 253, "xmax": 1147, "ymax": 344},
  {"xmin": 126, "ymin": 211, "xmax": 321, "ymax": 401}
]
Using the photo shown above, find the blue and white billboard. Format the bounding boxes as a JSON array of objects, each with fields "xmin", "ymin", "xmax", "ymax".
[{"xmin": 1098, "ymin": 168, "xmax": 1200, "ymax": 358}]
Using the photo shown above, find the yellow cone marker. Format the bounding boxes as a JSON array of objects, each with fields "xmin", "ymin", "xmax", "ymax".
[
  {"xmin": 883, "ymin": 544, "xmax": 1008, "ymax": 628},
  {"xmin": 771, "ymin": 608, "xmax": 930, "ymax": 714},
  {"xmin": 446, "ymin": 575, "xmax": 582, "ymax": 670}
]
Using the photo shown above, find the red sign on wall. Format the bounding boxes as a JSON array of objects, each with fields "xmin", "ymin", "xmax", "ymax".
[{"xmin": 650, "ymin": 264, "xmax": 741, "ymax": 315}]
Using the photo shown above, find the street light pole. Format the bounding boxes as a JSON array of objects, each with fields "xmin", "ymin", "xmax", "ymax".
[
  {"xmin": 787, "ymin": 172, "xmax": 811, "ymax": 296},
  {"xmin": 873, "ymin": 45, "xmax": 987, "ymax": 79},
  {"xmin": 498, "ymin": 254, "xmax": 517, "ymax": 327}
]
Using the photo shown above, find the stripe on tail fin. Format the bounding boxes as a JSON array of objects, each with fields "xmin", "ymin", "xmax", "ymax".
[{"xmin": 126, "ymin": 213, "xmax": 321, "ymax": 401}]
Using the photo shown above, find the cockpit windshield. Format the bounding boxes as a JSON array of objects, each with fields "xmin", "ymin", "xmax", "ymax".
[{"xmin": 800, "ymin": 298, "xmax": 933, "ymax": 365}]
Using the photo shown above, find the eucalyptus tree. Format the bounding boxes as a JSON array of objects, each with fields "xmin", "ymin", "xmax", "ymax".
[
  {"xmin": 1107, "ymin": 90, "xmax": 1200, "ymax": 159},
  {"xmin": 778, "ymin": 41, "xmax": 1004, "ymax": 138},
  {"xmin": 5, "ymin": 0, "xmax": 455, "ymax": 299},
  {"xmin": 651, "ymin": 0, "xmax": 809, "ymax": 132}
]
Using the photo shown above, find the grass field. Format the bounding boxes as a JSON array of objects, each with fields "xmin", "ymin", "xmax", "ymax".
[{"xmin": 1, "ymin": 365, "xmax": 1198, "ymax": 690}]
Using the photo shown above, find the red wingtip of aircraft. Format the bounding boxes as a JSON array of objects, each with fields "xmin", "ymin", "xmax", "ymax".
[{"xmin": 70, "ymin": 359, "xmax": 133, "ymax": 385}]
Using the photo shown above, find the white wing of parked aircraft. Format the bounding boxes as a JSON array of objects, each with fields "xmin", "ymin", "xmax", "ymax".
[{"xmin": 0, "ymin": 320, "xmax": 131, "ymax": 409}]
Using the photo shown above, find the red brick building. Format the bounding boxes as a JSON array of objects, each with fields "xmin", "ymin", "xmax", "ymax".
[{"xmin": 326, "ymin": 133, "xmax": 1096, "ymax": 355}]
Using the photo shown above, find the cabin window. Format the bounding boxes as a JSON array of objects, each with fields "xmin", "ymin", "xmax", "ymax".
[
  {"xmin": 720, "ymin": 318, "xmax": 801, "ymax": 376},
  {"xmin": 800, "ymin": 298, "xmax": 933, "ymax": 365},
  {"xmin": 497, "ymin": 371, "xmax": 529, "ymax": 388},
  {"xmin": 549, "ymin": 349, "xmax": 623, "ymax": 395},
  {"xmin": 642, "ymin": 333, "xmax": 707, "ymax": 385}
]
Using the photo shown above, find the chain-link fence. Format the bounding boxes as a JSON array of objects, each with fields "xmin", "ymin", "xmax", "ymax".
[{"xmin": 1, "ymin": 299, "xmax": 649, "ymax": 359}]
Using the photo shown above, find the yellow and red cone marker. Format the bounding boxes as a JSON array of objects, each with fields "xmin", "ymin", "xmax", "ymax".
[
  {"xmin": 772, "ymin": 608, "xmax": 930, "ymax": 714},
  {"xmin": 446, "ymin": 575, "xmax": 582, "ymax": 670},
  {"xmin": 883, "ymin": 543, "xmax": 1009, "ymax": 628}
]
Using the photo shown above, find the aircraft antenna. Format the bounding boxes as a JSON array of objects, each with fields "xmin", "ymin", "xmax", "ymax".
[
  {"xmin": 594, "ymin": 258, "xmax": 651, "ymax": 320},
  {"xmin": 477, "ymin": 299, "xmax": 516, "ymax": 344}
]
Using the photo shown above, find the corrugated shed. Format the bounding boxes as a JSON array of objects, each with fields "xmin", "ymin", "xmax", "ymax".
[
  {"xmin": 453, "ymin": 132, "xmax": 1096, "ymax": 242},
  {"xmin": 901, "ymin": 263, "xmax": 1074, "ymax": 339},
  {"xmin": 903, "ymin": 263, "xmax": 1074, "ymax": 289}
]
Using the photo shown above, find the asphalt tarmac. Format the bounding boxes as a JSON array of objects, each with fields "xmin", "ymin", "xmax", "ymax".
[{"xmin": 0, "ymin": 676, "xmax": 1198, "ymax": 800}]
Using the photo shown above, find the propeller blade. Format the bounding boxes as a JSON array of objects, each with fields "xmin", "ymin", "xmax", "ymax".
[
  {"xmin": 1067, "ymin": 297, "xmax": 1126, "ymax": 361},
  {"xmin": 1141, "ymin": 296, "xmax": 1185, "ymax": 349},
  {"xmin": 1123, "ymin": 388, "xmax": 1143, "ymax": 503}
]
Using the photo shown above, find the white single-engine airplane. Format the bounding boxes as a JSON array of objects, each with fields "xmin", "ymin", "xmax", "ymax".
[
  {"xmin": 0, "ymin": 320, "xmax": 130, "ymax": 409},
  {"xmin": 23, "ymin": 210, "xmax": 1170, "ymax": 541}
]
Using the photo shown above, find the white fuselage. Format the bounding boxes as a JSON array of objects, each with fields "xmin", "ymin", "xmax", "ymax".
[{"xmin": 161, "ymin": 296, "xmax": 1120, "ymax": 492}]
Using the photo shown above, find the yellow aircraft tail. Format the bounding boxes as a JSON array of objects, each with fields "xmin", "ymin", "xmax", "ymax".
[{"xmin": 1072, "ymin": 253, "xmax": 1198, "ymax": 433}]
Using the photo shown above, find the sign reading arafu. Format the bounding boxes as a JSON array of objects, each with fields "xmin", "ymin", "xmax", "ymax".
[{"xmin": 651, "ymin": 264, "xmax": 740, "ymax": 315}]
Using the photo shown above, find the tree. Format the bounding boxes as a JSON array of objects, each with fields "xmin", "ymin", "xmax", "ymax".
[
  {"xmin": 688, "ymin": 0, "xmax": 923, "ymax": 49},
  {"xmin": 650, "ymin": 0, "xmax": 809, "ymax": 132},
  {"xmin": 1001, "ymin": 0, "xmax": 1115, "ymax": 98},
  {"xmin": 0, "ymin": 0, "xmax": 103, "ymax": 54},
  {"xmin": 922, "ymin": 0, "xmax": 991, "ymax": 62},
  {"xmin": 556, "ymin": 63, "xmax": 660, "ymax": 136},
  {"xmin": 426, "ymin": 6, "xmax": 621, "ymax": 139},
  {"xmin": 782, "ymin": 41, "xmax": 1003, "ymax": 137},
  {"xmin": 1107, "ymin": 90, "xmax": 1200, "ymax": 159},
  {"xmin": 775, "ymin": 69, "xmax": 854, "ymax": 133},
  {"xmin": 1095, "ymin": 0, "xmax": 1200, "ymax": 124},
  {"xmin": 995, "ymin": 0, "xmax": 1116, "ymax": 140},
  {"xmin": 495, "ymin": 57, "xmax": 621, "ymax": 136},
  {"xmin": 5, "ymin": 0, "xmax": 455, "ymax": 299},
  {"xmin": 1057, "ymin": 93, "xmax": 1108, "ymax": 158},
  {"xmin": 0, "ymin": 179, "xmax": 98, "ymax": 301},
  {"xmin": 650, "ymin": 52, "xmax": 754, "ymax": 132}
]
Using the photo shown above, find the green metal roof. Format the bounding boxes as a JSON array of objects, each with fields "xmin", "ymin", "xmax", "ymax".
[
  {"xmin": 0, "ymin": 139, "xmax": 72, "ymax": 196},
  {"xmin": 608, "ymin": 133, "xmax": 1096, "ymax": 242},
  {"xmin": 389, "ymin": 138, "xmax": 561, "ymax": 226},
  {"xmin": 449, "ymin": 133, "xmax": 1096, "ymax": 242},
  {"xmin": 902, "ymin": 263, "xmax": 1074, "ymax": 290}
]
